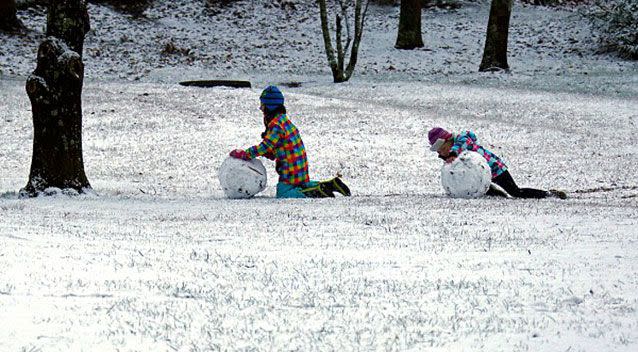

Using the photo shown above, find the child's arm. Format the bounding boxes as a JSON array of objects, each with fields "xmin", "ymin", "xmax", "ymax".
[
  {"xmin": 449, "ymin": 130, "xmax": 477, "ymax": 157},
  {"xmin": 245, "ymin": 124, "xmax": 283, "ymax": 159}
]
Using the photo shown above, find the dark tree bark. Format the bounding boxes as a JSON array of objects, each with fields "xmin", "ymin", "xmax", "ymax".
[
  {"xmin": 21, "ymin": 0, "xmax": 92, "ymax": 197},
  {"xmin": 479, "ymin": 0, "xmax": 512, "ymax": 72},
  {"xmin": 0, "ymin": 0, "xmax": 25, "ymax": 32},
  {"xmin": 395, "ymin": 0, "xmax": 423, "ymax": 50},
  {"xmin": 47, "ymin": 0, "xmax": 90, "ymax": 56}
]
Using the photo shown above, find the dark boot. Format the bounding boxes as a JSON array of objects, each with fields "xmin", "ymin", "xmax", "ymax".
[
  {"xmin": 300, "ymin": 183, "xmax": 334, "ymax": 198},
  {"xmin": 321, "ymin": 177, "xmax": 351, "ymax": 197}
]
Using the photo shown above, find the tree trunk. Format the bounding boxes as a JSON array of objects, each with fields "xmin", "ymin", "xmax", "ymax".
[
  {"xmin": 317, "ymin": 0, "xmax": 369, "ymax": 83},
  {"xmin": 21, "ymin": 0, "xmax": 91, "ymax": 197},
  {"xmin": 344, "ymin": 0, "xmax": 367, "ymax": 80},
  {"xmin": 47, "ymin": 0, "xmax": 91, "ymax": 56},
  {"xmin": 395, "ymin": 0, "xmax": 423, "ymax": 49},
  {"xmin": 479, "ymin": 0, "xmax": 512, "ymax": 72},
  {"xmin": 317, "ymin": 0, "xmax": 342, "ymax": 82},
  {"xmin": 0, "ymin": 0, "xmax": 25, "ymax": 32}
]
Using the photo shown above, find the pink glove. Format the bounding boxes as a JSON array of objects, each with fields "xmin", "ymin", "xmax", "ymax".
[{"xmin": 229, "ymin": 149, "xmax": 249, "ymax": 160}]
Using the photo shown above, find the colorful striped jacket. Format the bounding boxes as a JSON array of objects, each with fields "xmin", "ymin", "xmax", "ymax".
[
  {"xmin": 245, "ymin": 113, "xmax": 310, "ymax": 185},
  {"xmin": 450, "ymin": 130, "xmax": 508, "ymax": 178}
]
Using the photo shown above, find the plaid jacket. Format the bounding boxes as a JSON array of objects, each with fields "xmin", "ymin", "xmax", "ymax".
[
  {"xmin": 450, "ymin": 130, "xmax": 508, "ymax": 178},
  {"xmin": 245, "ymin": 113, "xmax": 309, "ymax": 185}
]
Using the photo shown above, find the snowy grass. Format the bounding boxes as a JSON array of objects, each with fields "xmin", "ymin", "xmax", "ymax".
[
  {"xmin": 1, "ymin": 0, "xmax": 637, "ymax": 350},
  {"xmin": 1, "ymin": 76, "xmax": 637, "ymax": 351}
]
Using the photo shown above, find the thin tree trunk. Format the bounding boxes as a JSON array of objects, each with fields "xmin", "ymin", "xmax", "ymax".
[
  {"xmin": 336, "ymin": 14, "xmax": 345, "ymax": 73},
  {"xmin": 318, "ymin": 0, "xmax": 342, "ymax": 82},
  {"xmin": 479, "ymin": 0, "xmax": 512, "ymax": 72},
  {"xmin": 343, "ymin": 0, "xmax": 368, "ymax": 81},
  {"xmin": 317, "ymin": 0, "xmax": 369, "ymax": 83},
  {"xmin": 0, "ymin": 0, "xmax": 25, "ymax": 32},
  {"xmin": 395, "ymin": 0, "xmax": 423, "ymax": 49},
  {"xmin": 21, "ymin": 0, "xmax": 92, "ymax": 197}
]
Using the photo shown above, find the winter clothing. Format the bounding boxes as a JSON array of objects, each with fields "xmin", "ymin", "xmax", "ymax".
[
  {"xmin": 275, "ymin": 177, "xmax": 351, "ymax": 199},
  {"xmin": 276, "ymin": 182, "xmax": 315, "ymax": 198},
  {"xmin": 324, "ymin": 177, "xmax": 351, "ymax": 196},
  {"xmin": 260, "ymin": 85, "xmax": 285, "ymax": 112},
  {"xmin": 245, "ymin": 112, "xmax": 309, "ymax": 186},
  {"xmin": 488, "ymin": 171, "xmax": 549, "ymax": 199},
  {"xmin": 449, "ymin": 130, "xmax": 508, "ymax": 178},
  {"xmin": 229, "ymin": 149, "xmax": 249, "ymax": 160},
  {"xmin": 234, "ymin": 86, "xmax": 352, "ymax": 199},
  {"xmin": 429, "ymin": 128, "xmax": 567, "ymax": 199},
  {"xmin": 428, "ymin": 127, "xmax": 453, "ymax": 151},
  {"xmin": 301, "ymin": 177, "xmax": 351, "ymax": 198}
]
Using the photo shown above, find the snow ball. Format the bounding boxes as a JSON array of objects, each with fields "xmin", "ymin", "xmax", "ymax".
[
  {"xmin": 441, "ymin": 151, "xmax": 491, "ymax": 198},
  {"xmin": 218, "ymin": 157, "xmax": 267, "ymax": 199}
]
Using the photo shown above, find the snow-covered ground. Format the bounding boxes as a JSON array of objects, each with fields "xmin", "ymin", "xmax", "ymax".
[
  {"xmin": 1, "ymin": 0, "xmax": 638, "ymax": 351},
  {"xmin": 1, "ymin": 0, "xmax": 636, "ymax": 90}
]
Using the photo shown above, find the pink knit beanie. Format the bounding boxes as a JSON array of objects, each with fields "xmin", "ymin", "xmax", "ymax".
[{"xmin": 428, "ymin": 127, "xmax": 453, "ymax": 151}]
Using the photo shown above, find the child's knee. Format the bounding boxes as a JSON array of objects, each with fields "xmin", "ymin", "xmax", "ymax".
[{"xmin": 276, "ymin": 183, "xmax": 306, "ymax": 198}]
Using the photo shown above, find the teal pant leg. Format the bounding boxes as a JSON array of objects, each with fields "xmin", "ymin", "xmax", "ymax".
[
  {"xmin": 276, "ymin": 181, "xmax": 319, "ymax": 198},
  {"xmin": 276, "ymin": 182, "xmax": 306, "ymax": 198}
]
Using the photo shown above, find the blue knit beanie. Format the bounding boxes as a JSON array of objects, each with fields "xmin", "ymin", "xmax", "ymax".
[{"xmin": 260, "ymin": 85, "xmax": 284, "ymax": 111}]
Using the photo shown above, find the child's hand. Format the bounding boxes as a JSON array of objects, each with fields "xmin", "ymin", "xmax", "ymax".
[{"xmin": 229, "ymin": 149, "xmax": 249, "ymax": 160}]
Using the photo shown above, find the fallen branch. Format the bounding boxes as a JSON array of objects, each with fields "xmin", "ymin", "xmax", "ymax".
[{"xmin": 179, "ymin": 80, "xmax": 251, "ymax": 88}]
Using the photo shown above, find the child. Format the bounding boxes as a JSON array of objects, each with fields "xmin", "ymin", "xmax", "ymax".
[
  {"xmin": 230, "ymin": 85, "xmax": 351, "ymax": 199},
  {"xmin": 428, "ymin": 127, "xmax": 567, "ymax": 199}
]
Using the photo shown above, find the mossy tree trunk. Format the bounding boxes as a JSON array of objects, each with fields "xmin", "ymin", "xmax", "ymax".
[
  {"xmin": 0, "ymin": 0, "xmax": 25, "ymax": 32},
  {"xmin": 479, "ymin": 0, "xmax": 512, "ymax": 72},
  {"xmin": 46, "ymin": 0, "xmax": 90, "ymax": 56},
  {"xmin": 21, "ymin": 0, "xmax": 92, "ymax": 197},
  {"xmin": 395, "ymin": 0, "xmax": 423, "ymax": 49}
]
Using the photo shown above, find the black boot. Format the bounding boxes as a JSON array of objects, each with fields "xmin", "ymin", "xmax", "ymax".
[
  {"xmin": 321, "ymin": 177, "xmax": 351, "ymax": 197},
  {"xmin": 300, "ymin": 182, "xmax": 334, "ymax": 198}
]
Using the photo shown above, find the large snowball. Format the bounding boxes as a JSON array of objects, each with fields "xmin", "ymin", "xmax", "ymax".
[
  {"xmin": 441, "ymin": 151, "xmax": 491, "ymax": 198},
  {"xmin": 218, "ymin": 157, "xmax": 267, "ymax": 199}
]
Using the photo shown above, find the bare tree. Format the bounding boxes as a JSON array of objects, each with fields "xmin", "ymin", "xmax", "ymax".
[
  {"xmin": 0, "ymin": 0, "xmax": 25, "ymax": 32},
  {"xmin": 479, "ymin": 0, "xmax": 512, "ymax": 72},
  {"xmin": 317, "ymin": 0, "xmax": 370, "ymax": 83},
  {"xmin": 21, "ymin": 0, "xmax": 92, "ymax": 197},
  {"xmin": 395, "ymin": 0, "xmax": 423, "ymax": 49}
]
